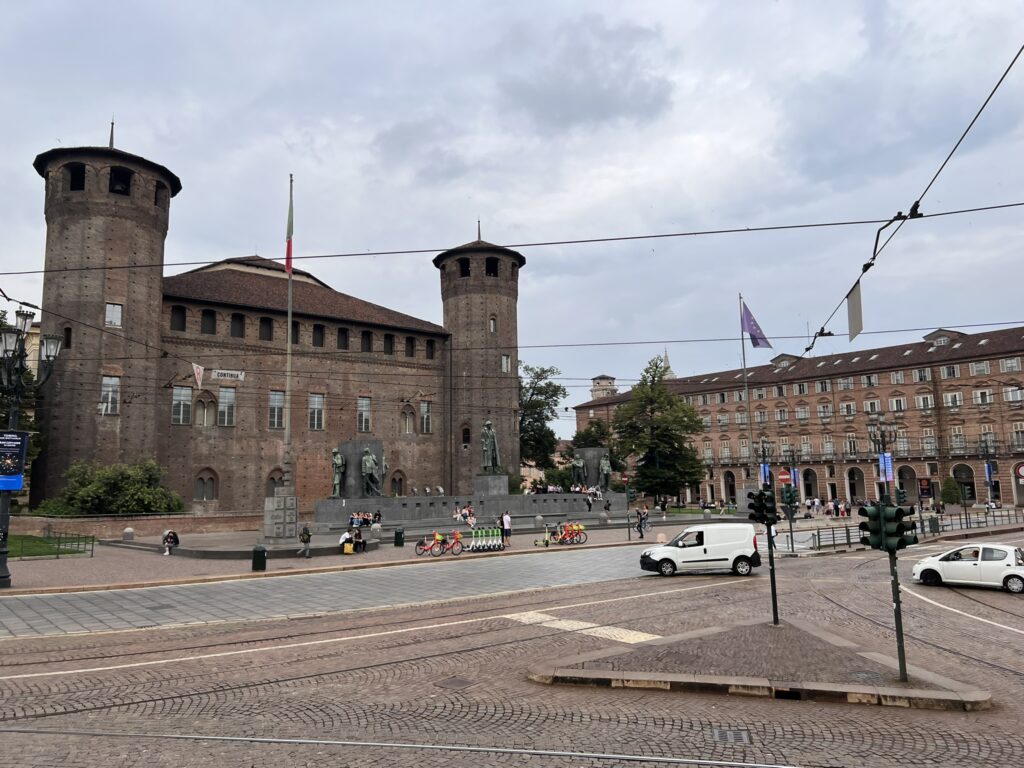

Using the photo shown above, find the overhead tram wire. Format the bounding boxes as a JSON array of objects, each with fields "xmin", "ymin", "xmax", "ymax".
[
  {"xmin": 1, "ymin": 201, "xmax": 1022, "ymax": 279},
  {"xmin": 802, "ymin": 43, "xmax": 1024, "ymax": 358}
]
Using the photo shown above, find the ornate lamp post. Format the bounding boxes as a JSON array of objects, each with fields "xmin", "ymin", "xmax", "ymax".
[
  {"xmin": 0, "ymin": 308, "xmax": 62, "ymax": 589},
  {"xmin": 757, "ymin": 439, "xmax": 774, "ymax": 490}
]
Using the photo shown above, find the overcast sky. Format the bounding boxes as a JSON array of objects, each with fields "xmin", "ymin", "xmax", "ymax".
[{"xmin": 2, "ymin": 1, "xmax": 1023, "ymax": 437}]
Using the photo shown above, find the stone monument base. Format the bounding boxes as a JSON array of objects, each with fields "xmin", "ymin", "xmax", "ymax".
[
  {"xmin": 474, "ymin": 473, "xmax": 509, "ymax": 497},
  {"xmin": 263, "ymin": 485, "xmax": 299, "ymax": 542}
]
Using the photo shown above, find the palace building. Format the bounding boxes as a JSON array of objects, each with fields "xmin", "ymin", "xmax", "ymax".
[
  {"xmin": 30, "ymin": 144, "xmax": 521, "ymax": 514},
  {"xmin": 575, "ymin": 326, "xmax": 1024, "ymax": 507}
]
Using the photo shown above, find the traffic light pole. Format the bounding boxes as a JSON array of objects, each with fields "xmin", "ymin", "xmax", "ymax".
[
  {"xmin": 759, "ymin": 446, "xmax": 779, "ymax": 627},
  {"xmin": 870, "ymin": 416, "xmax": 909, "ymax": 683}
]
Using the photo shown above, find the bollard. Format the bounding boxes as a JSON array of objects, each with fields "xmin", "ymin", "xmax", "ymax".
[
  {"xmin": 251, "ymin": 544, "xmax": 267, "ymax": 572},
  {"xmin": 122, "ymin": 527, "xmax": 135, "ymax": 542},
  {"xmin": 598, "ymin": 512, "xmax": 609, "ymax": 525}
]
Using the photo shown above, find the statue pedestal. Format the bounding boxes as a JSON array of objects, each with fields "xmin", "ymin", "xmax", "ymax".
[{"xmin": 474, "ymin": 474, "xmax": 509, "ymax": 497}]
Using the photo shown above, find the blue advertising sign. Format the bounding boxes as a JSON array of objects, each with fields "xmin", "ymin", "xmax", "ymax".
[
  {"xmin": 759, "ymin": 463, "xmax": 770, "ymax": 485},
  {"xmin": 984, "ymin": 461, "xmax": 993, "ymax": 484},
  {"xmin": 0, "ymin": 431, "xmax": 30, "ymax": 491},
  {"xmin": 877, "ymin": 452, "xmax": 893, "ymax": 483}
]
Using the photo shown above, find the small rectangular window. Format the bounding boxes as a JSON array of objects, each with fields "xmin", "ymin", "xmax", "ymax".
[
  {"xmin": 501, "ymin": 354, "xmax": 511, "ymax": 372},
  {"xmin": 269, "ymin": 390, "xmax": 285, "ymax": 429},
  {"xmin": 105, "ymin": 303, "xmax": 123, "ymax": 328},
  {"xmin": 794, "ymin": 383, "xmax": 808, "ymax": 395},
  {"xmin": 890, "ymin": 371, "xmax": 904, "ymax": 385},
  {"xmin": 941, "ymin": 365, "xmax": 960, "ymax": 379},
  {"xmin": 230, "ymin": 313, "xmax": 245, "ymax": 338},
  {"xmin": 100, "ymin": 376, "xmax": 120, "ymax": 415},
  {"xmin": 312, "ymin": 324, "xmax": 325, "ymax": 348},
  {"xmin": 383, "ymin": 334, "xmax": 394, "ymax": 355},
  {"xmin": 969, "ymin": 361, "xmax": 991, "ymax": 376},
  {"xmin": 1000, "ymin": 357, "xmax": 1020, "ymax": 373},
  {"xmin": 291, "ymin": 321, "xmax": 300, "ymax": 345},
  {"xmin": 837, "ymin": 377, "xmax": 854, "ymax": 391},
  {"xmin": 420, "ymin": 400, "xmax": 432, "ymax": 434},
  {"xmin": 361, "ymin": 331, "xmax": 373, "ymax": 353},
  {"xmin": 171, "ymin": 386, "xmax": 192, "ymax": 425},
  {"xmin": 201, "ymin": 309, "xmax": 217, "ymax": 335},
  {"xmin": 170, "ymin": 306, "xmax": 186, "ymax": 332},
  {"xmin": 218, "ymin": 388, "xmax": 236, "ymax": 427},
  {"xmin": 337, "ymin": 328, "xmax": 350, "ymax": 349},
  {"xmin": 426, "ymin": 340, "xmax": 435, "ymax": 359},
  {"xmin": 308, "ymin": 393, "xmax": 324, "ymax": 430},
  {"xmin": 259, "ymin": 317, "xmax": 273, "ymax": 341},
  {"xmin": 357, "ymin": 396, "xmax": 371, "ymax": 432},
  {"xmin": 405, "ymin": 337, "xmax": 415, "ymax": 357}
]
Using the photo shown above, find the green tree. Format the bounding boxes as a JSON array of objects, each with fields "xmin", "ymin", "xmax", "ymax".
[
  {"xmin": 519, "ymin": 363, "xmax": 568, "ymax": 469},
  {"xmin": 940, "ymin": 476, "xmax": 964, "ymax": 510},
  {"xmin": 38, "ymin": 459, "xmax": 184, "ymax": 517},
  {"xmin": 612, "ymin": 355, "xmax": 703, "ymax": 498}
]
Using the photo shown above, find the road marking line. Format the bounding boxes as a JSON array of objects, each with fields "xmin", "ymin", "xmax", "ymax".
[
  {"xmin": 903, "ymin": 586, "xmax": 1024, "ymax": 636},
  {"xmin": 0, "ymin": 579, "xmax": 741, "ymax": 680},
  {"xmin": 540, "ymin": 619, "xmax": 598, "ymax": 631},
  {"xmin": 580, "ymin": 626, "xmax": 661, "ymax": 644},
  {"xmin": 505, "ymin": 611, "xmax": 557, "ymax": 624}
]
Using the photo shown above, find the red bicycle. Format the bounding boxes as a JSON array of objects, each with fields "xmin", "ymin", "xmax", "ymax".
[
  {"xmin": 431, "ymin": 530, "xmax": 463, "ymax": 557},
  {"xmin": 415, "ymin": 531, "xmax": 444, "ymax": 557}
]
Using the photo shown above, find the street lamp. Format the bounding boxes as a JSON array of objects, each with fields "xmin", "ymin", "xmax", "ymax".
[
  {"xmin": 0, "ymin": 308, "xmax": 62, "ymax": 589},
  {"xmin": 757, "ymin": 439, "xmax": 774, "ymax": 491},
  {"xmin": 867, "ymin": 414, "xmax": 898, "ymax": 504}
]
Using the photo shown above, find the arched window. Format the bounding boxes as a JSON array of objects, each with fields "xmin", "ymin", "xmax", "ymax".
[
  {"xmin": 488, "ymin": 316, "xmax": 497, "ymax": 334},
  {"xmin": 170, "ymin": 305, "xmax": 186, "ymax": 332},
  {"xmin": 194, "ymin": 392, "xmax": 216, "ymax": 427},
  {"xmin": 230, "ymin": 313, "xmax": 245, "ymax": 338},
  {"xmin": 259, "ymin": 317, "xmax": 273, "ymax": 341},
  {"xmin": 200, "ymin": 309, "xmax": 216, "ymax": 335},
  {"xmin": 194, "ymin": 470, "xmax": 218, "ymax": 500},
  {"xmin": 265, "ymin": 469, "xmax": 284, "ymax": 498},
  {"xmin": 458, "ymin": 257, "xmax": 471, "ymax": 277},
  {"xmin": 154, "ymin": 181, "xmax": 168, "ymax": 207},
  {"xmin": 109, "ymin": 166, "xmax": 133, "ymax": 196},
  {"xmin": 401, "ymin": 408, "xmax": 415, "ymax": 435},
  {"xmin": 391, "ymin": 473, "xmax": 405, "ymax": 497},
  {"xmin": 485, "ymin": 257, "xmax": 499, "ymax": 277},
  {"xmin": 64, "ymin": 162, "xmax": 85, "ymax": 191}
]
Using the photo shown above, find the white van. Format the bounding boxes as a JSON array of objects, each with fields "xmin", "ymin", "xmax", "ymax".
[{"xmin": 640, "ymin": 523, "xmax": 761, "ymax": 577}]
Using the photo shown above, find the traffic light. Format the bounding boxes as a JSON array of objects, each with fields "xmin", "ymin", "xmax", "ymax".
[
  {"xmin": 781, "ymin": 485, "xmax": 798, "ymax": 505},
  {"xmin": 858, "ymin": 504, "xmax": 883, "ymax": 549},
  {"xmin": 627, "ymin": 487, "xmax": 637, "ymax": 503},
  {"xmin": 882, "ymin": 506, "xmax": 918, "ymax": 551},
  {"xmin": 763, "ymin": 490, "xmax": 779, "ymax": 525},
  {"xmin": 896, "ymin": 487, "xmax": 907, "ymax": 505},
  {"xmin": 747, "ymin": 490, "xmax": 766, "ymax": 524}
]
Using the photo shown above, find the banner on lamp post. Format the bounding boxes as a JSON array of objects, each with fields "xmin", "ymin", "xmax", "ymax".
[{"xmin": 0, "ymin": 431, "xmax": 30, "ymax": 492}]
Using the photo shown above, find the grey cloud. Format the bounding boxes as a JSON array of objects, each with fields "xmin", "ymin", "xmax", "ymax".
[
  {"xmin": 372, "ymin": 118, "xmax": 470, "ymax": 184},
  {"xmin": 497, "ymin": 14, "xmax": 673, "ymax": 131}
]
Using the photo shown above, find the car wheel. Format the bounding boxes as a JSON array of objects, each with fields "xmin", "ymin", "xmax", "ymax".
[
  {"xmin": 1005, "ymin": 575, "xmax": 1024, "ymax": 594},
  {"xmin": 732, "ymin": 556, "xmax": 752, "ymax": 576},
  {"xmin": 920, "ymin": 569, "xmax": 942, "ymax": 587},
  {"xmin": 658, "ymin": 559, "xmax": 676, "ymax": 577}
]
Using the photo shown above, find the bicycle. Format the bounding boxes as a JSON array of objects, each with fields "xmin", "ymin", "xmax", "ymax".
[
  {"xmin": 414, "ymin": 531, "xmax": 444, "ymax": 557},
  {"xmin": 431, "ymin": 530, "xmax": 464, "ymax": 557}
]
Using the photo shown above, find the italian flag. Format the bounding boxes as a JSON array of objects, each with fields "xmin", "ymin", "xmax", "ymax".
[{"xmin": 285, "ymin": 174, "xmax": 294, "ymax": 273}]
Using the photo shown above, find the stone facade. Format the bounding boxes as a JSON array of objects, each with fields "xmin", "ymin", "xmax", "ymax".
[
  {"xmin": 31, "ymin": 145, "xmax": 522, "ymax": 516},
  {"xmin": 576, "ymin": 328, "xmax": 1024, "ymax": 508}
]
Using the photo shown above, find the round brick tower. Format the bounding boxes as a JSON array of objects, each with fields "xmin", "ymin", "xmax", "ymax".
[
  {"xmin": 31, "ymin": 146, "xmax": 181, "ymax": 501},
  {"xmin": 434, "ymin": 239, "xmax": 524, "ymax": 495}
]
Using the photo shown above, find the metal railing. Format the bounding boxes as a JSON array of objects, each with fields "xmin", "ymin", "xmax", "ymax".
[
  {"xmin": 809, "ymin": 507, "xmax": 1024, "ymax": 550},
  {"xmin": 8, "ymin": 530, "xmax": 96, "ymax": 560}
]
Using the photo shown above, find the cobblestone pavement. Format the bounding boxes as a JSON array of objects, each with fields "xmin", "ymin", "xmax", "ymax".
[{"xmin": 1, "ymin": 533, "xmax": 1024, "ymax": 766}]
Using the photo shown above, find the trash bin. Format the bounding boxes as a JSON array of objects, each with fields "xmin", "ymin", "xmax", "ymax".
[
  {"xmin": 394, "ymin": 527, "xmax": 405, "ymax": 547},
  {"xmin": 252, "ymin": 544, "xmax": 267, "ymax": 572},
  {"xmin": 928, "ymin": 517, "xmax": 941, "ymax": 534}
]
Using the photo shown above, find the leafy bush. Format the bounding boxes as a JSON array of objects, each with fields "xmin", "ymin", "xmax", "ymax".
[{"xmin": 37, "ymin": 460, "xmax": 184, "ymax": 517}]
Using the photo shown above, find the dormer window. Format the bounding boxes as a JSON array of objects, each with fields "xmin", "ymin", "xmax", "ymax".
[{"xmin": 934, "ymin": 336, "xmax": 949, "ymax": 346}]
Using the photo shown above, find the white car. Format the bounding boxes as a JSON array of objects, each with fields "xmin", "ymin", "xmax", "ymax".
[
  {"xmin": 640, "ymin": 523, "xmax": 761, "ymax": 577},
  {"xmin": 912, "ymin": 543, "xmax": 1024, "ymax": 593}
]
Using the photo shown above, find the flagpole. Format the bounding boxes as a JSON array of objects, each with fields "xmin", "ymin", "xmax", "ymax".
[{"xmin": 284, "ymin": 174, "xmax": 294, "ymax": 486}]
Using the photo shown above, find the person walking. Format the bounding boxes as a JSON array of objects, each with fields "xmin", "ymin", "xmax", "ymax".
[
  {"xmin": 297, "ymin": 524, "xmax": 312, "ymax": 559},
  {"xmin": 501, "ymin": 510, "xmax": 512, "ymax": 548},
  {"xmin": 636, "ymin": 506, "xmax": 648, "ymax": 539}
]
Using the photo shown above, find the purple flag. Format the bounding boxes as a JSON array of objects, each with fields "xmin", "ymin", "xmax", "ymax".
[{"xmin": 741, "ymin": 301, "xmax": 772, "ymax": 349}]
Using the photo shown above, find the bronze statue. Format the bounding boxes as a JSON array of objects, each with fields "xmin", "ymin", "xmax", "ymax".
[
  {"xmin": 481, "ymin": 420, "xmax": 500, "ymax": 474},
  {"xmin": 330, "ymin": 449, "xmax": 346, "ymax": 498},
  {"xmin": 598, "ymin": 453, "xmax": 612, "ymax": 492},
  {"xmin": 361, "ymin": 448, "xmax": 381, "ymax": 497},
  {"xmin": 571, "ymin": 455, "xmax": 587, "ymax": 486}
]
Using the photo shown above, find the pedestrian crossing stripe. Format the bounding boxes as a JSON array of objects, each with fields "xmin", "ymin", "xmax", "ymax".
[{"xmin": 505, "ymin": 611, "xmax": 661, "ymax": 644}]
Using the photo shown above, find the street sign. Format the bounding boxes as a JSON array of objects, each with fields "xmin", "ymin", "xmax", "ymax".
[
  {"xmin": 622, "ymin": 475, "xmax": 630, "ymax": 484},
  {"xmin": 1016, "ymin": 464, "xmax": 1024, "ymax": 480},
  {"xmin": 778, "ymin": 469, "xmax": 791, "ymax": 484}
]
